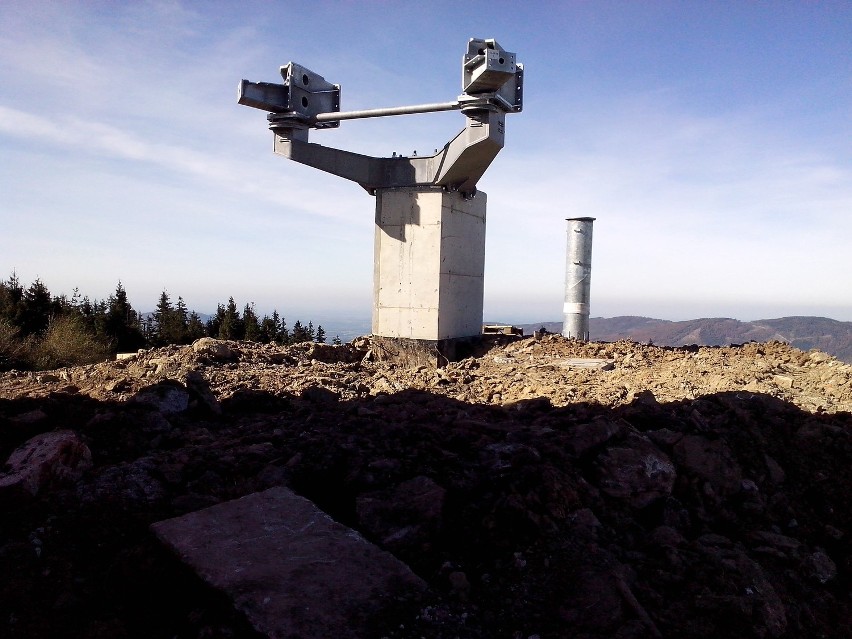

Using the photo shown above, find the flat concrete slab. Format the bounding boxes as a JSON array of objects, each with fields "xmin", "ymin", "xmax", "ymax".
[
  {"xmin": 559, "ymin": 358, "xmax": 615, "ymax": 370},
  {"xmin": 151, "ymin": 487, "xmax": 426, "ymax": 638}
]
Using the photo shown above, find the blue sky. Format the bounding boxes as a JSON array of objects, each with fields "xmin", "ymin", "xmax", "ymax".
[{"xmin": 1, "ymin": 1, "xmax": 851, "ymax": 324}]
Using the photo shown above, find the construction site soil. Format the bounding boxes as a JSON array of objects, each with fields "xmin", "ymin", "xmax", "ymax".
[{"xmin": 1, "ymin": 335, "xmax": 851, "ymax": 638}]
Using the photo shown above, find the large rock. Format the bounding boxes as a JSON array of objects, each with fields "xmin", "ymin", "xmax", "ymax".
[
  {"xmin": 0, "ymin": 430, "xmax": 92, "ymax": 501},
  {"xmin": 306, "ymin": 342, "xmax": 364, "ymax": 364},
  {"xmin": 672, "ymin": 435, "xmax": 743, "ymax": 494},
  {"xmin": 691, "ymin": 545, "xmax": 788, "ymax": 638},
  {"xmin": 802, "ymin": 550, "xmax": 837, "ymax": 584},
  {"xmin": 79, "ymin": 457, "xmax": 166, "ymax": 508},
  {"xmin": 131, "ymin": 380, "xmax": 190, "ymax": 414},
  {"xmin": 191, "ymin": 337, "xmax": 237, "ymax": 360},
  {"xmin": 566, "ymin": 419, "xmax": 624, "ymax": 456},
  {"xmin": 151, "ymin": 486, "xmax": 426, "ymax": 639},
  {"xmin": 594, "ymin": 434, "xmax": 676, "ymax": 508},
  {"xmin": 184, "ymin": 371, "xmax": 222, "ymax": 414}
]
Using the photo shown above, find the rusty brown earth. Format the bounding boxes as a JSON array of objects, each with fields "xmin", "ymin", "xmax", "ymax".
[{"xmin": 1, "ymin": 335, "xmax": 851, "ymax": 638}]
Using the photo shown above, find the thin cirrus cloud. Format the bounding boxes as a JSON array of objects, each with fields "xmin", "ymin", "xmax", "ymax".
[{"xmin": 0, "ymin": 104, "xmax": 363, "ymax": 224}]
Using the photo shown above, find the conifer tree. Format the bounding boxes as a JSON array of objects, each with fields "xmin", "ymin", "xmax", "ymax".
[
  {"xmin": 332, "ymin": 335, "xmax": 342, "ymax": 345},
  {"xmin": 175, "ymin": 297, "xmax": 189, "ymax": 338},
  {"xmin": 259, "ymin": 314, "xmax": 278, "ymax": 344},
  {"xmin": 243, "ymin": 303, "xmax": 261, "ymax": 342},
  {"xmin": 0, "ymin": 273, "xmax": 23, "ymax": 324},
  {"xmin": 218, "ymin": 297, "xmax": 243, "ymax": 340},
  {"xmin": 315, "ymin": 325, "xmax": 326, "ymax": 343},
  {"xmin": 6, "ymin": 272, "xmax": 23, "ymax": 301},
  {"xmin": 20, "ymin": 278, "xmax": 53, "ymax": 336},
  {"xmin": 91, "ymin": 299, "xmax": 109, "ymax": 339},
  {"xmin": 291, "ymin": 320, "xmax": 309, "ymax": 343},
  {"xmin": 52, "ymin": 293, "xmax": 73, "ymax": 314},
  {"xmin": 206, "ymin": 303, "xmax": 225, "ymax": 338},
  {"xmin": 277, "ymin": 314, "xmax": 289, "ymax": 345},
  {"xmin": 153, "ymin": 291, "xmax": 178, "ymax": 345},
  {"xmin": 142, "ymin": 313, "xmax": 156, "ymax": 343},
  {"xmin": 106, "ymin": 282, "xmax": 144, "ymax": 351},
  {"xmin": 187, "ymin": 311, "xmax": 206, "ymax": 341}
]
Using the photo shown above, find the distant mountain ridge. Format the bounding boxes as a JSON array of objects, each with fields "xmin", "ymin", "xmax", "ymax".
[{"xmin": 517, "ymin": 316, "xmax": 852, "ymax": 363}]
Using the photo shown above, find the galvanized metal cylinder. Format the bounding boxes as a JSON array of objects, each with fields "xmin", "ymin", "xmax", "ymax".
[{"xmin": 563, "ymin": 217, "xmax": 595, "ymax": 341}]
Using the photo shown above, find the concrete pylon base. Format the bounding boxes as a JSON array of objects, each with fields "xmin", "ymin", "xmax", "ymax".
[
  {"xmin": 368, "ymin": 335, "xmax": 482, "ymax": 368},
  {"xmin": 373, "ymin": 187, "xmax": 486, "ymax": 341}
]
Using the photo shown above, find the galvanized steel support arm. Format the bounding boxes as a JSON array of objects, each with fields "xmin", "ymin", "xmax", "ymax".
[
  {"xmin": 271, "ymin": 108, "xmax": 505, "ymax": 195},
  {"xmin": 430, "ymin": 110, "xmax": 505, "ymax": 194},
  {"xmin": 242, "ymin": 38, "xmax": 521, "ymax": 196}
]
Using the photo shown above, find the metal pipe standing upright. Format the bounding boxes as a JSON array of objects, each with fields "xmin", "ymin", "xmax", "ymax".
[{"xmin": 563, "ymin": 217, "xmax": 595, "ymax": 341}]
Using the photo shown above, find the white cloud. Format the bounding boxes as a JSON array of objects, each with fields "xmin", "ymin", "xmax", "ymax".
[{"xmin": 0, "ymin": 104, "xmax": 368, "ymax": 224}]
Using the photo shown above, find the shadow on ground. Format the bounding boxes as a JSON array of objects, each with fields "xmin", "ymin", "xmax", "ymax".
[{"xmin": 1, "ymin": 381, "xmax": 851, "ymax": 638}]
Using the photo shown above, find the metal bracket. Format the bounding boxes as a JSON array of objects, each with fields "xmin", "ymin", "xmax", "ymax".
[{"xmin": 238, "ymin": 38, "xmax": 522, "ymax": 196}]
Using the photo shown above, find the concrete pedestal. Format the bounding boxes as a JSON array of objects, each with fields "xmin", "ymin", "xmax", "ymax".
[{"xmin": 373, "ymin": 188, "xmax": 486, "ymax": 340}]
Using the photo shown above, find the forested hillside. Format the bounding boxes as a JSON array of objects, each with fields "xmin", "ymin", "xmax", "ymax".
[{"xmin": 0, "ymin": 273, "xmax": 332, "ymax": 371}]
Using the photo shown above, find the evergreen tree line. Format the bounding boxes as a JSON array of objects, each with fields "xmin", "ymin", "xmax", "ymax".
[{"xmin": 0, "ymin": 273, "xmax": 337, "ymax": 370}]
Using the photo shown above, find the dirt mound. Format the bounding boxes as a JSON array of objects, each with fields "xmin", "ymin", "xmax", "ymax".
[{"xmin": 1, "ymin": 335, "xmax": 851, "ymax": 638}]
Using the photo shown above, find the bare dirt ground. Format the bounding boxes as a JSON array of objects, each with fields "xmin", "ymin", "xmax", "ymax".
[{"xmin": 1, "ymin": 335, "xmax": 851, "ymax": 638}]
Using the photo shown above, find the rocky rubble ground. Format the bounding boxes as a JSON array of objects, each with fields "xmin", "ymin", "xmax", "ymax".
[{"xmin": 1, "ymin": 335, "xmax": 851, "ymax": 638}]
